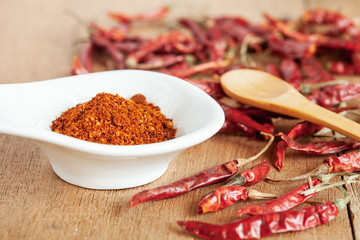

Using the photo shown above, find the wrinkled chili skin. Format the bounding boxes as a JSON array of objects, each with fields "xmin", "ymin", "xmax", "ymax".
[
  {"xmin": 220, "ymin": 103, "xmax": 274, "ymax": 135},
  {"xmin": 178, "ymin": 201, "xmax": 338, "ymax": 240},
  {"xmin": 197, "ymin": 186, "xmax": 249, "ymax": 214},
  {"xmin": 238, "ymin": 178, "xmax": 321, "ymax": 217},
  {"xmin": 196, "ymin": 161, "xmax": 270, "ymax": 214},
  {"xmin": 325, "ymin": 152, "xmax": 360, "ymax": 173},
  {"xmin": 274, "ymin": 121, "xmax": 322, "ymax": 171},
  {"xmin": 129, "ymin": 160, "xmax": 239, "ymax": 207},
  {"xmin": 279, "ymin": 132, "xmax": 360, "ymax": 155},
  {"xmin": 307, "ymin": 83, "xmax": 360, "ymax": 107},
  {"xmin": 241, "ymin": 161, "xmax": 270, "ymax": 186}
]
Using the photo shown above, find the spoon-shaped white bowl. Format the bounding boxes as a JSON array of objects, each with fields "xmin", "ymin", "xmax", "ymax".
[
  {"xmin": 221, "ymin": 69, "xmax": 360, "ymax": 141},
  {"xmin": 0, "ymin": 70, "xmax": 224, "ymax": 189}
]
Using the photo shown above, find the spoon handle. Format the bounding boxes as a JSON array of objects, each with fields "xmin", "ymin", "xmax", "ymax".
[
  {"xmin": 225, "ymin": 84, "xmax": 360, "ymax": 141},
  {"xmin": 288, "ymin": 96, "xmax": 360, "ymax": 141}
]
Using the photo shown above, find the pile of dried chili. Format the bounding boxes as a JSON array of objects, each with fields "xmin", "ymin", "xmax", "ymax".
[
  {"xmin": 68, "ymin": 6, "xmax": 360, "ymax": 239},
  {"xmin": 71, "ymin": 6, "xmax": 360, "ymax": 147},
  {"xmin": 51, "ymin": 92, "xmax": 176, "ymax": 145}
]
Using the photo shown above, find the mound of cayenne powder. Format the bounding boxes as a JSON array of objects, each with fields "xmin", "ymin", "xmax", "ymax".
[{"xmin": 51, "ymin": 93, "xmax": 176, "ymax": 145}]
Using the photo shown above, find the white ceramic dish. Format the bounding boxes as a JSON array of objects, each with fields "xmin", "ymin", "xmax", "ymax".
[{"xmin": 0, "ymin": 70, "xmax": 224, "ymax": 189}]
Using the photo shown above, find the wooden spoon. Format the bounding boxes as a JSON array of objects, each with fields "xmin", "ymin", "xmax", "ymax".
[{"xmin": 220, "ymin": 69, "xmax": 360, "ymax": 141}]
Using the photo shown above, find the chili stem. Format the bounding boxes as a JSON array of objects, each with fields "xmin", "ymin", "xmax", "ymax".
[
  {"xmin": 239, "ymin": 35, "xmax": 262, "ymax": 68},
  {"xmin": 318, "ymin": 172, "xmax": 359, "ymax": 183},
  {"xmin": 265, "ymin": 163, "xmax": 329, "ymax": 183},
  {"xmin": 235, "ymin": 132, "xmax": 274, "ymax": 167},
  {"xmin": 301, "ymin": 174, "xmax": 359, "ymax": 196},
  {"xmin": 247, "ymin": 189, "xmax": 278, "ymax": 200},
  {"xmin": 333, "ymin": 186, "xmax": 350, "ymax": 211}
]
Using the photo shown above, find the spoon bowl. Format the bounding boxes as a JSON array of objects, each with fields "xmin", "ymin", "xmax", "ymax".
[
  {"xmin": 0, "ymin": 70, "xmax": 225, "ymax": 189},
  {"xmin": 221, "ymin": 69, "xmax": 360, "ymax": 141}
]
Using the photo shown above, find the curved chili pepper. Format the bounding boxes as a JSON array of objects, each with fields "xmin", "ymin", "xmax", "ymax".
[
  {"xmin": 129, "ymin": 160, "xmax": 239, "ymax": 207},
  {"xmin": 183, "ymin": 78, "xmax": 225, "ymax": 97},
  {"xmin": 267, "ymin": 33, "xmax": 316, "ymax": 59},
  {"xmin": 71, "ymin": 57, "xmax": 89, "ymax": 75},
  {"xmin": 279, "ymin": 132, "xmax": 360, "ymax": 155},
  {"xmin": 237, "ymin": 178, "xmax": 321, "ymax": 217},
  {"xmin": 238, "ymin": 161, "xmax": 270, "ymax": 187},
  {"xmin": 197, "ymin": 185, "xmax": 276, "ymax": 214},
  {"xmin": 78, "ymin": 43, "xmax": 94, "ymax": 73},
  {"xmin": 274, "ymin": 121, "xmax": 322, "ymax": 171},
  {"xmin": 197, "ymin": 162, "xmax": 271, "ymax": 214},
  {"xmin": 220, "ymin": 103, "xmax": 274, "ymax": 135},
  {"xmin": 207, "ymin": 25, "xmax": 229, "ymax": 61},
  {"xmin": 179, "ymin": 201, "xmax": 339, "ymax": 240},
  {"xmin": 169, "ymin": 59, "xmax": 232, "ymax": 78},
  {"xmin": 197, "ymin": 186, "xmax": 249, "ymax": 214},
  {"xmin": 218, "ymin": 119, "xmax": 257, "ymax": 139},
  {"xmin": 214, "ymin": 17, "xmax": 263, "ymax": 52},
  {"xmin": 325, "ymin": 151, "xmax": 360, "ymax": 173},
  {"xmin": 90, "ymin": 24, "xmax": 126, "ymax": 69},
  {"xmin": 179, "ymin": 18, "xmax": 209, "ymax": 46},
  {"xmin": 268, "ymin": 151, "xmax": 360, "ymax": 182}
]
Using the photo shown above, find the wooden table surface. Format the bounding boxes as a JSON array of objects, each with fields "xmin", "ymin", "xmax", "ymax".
[{"xmin": 1, "ymin": 0, "xmax": 359, "ymax": 239}]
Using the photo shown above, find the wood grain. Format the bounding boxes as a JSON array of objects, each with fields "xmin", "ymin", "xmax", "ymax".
[{"xmin": 0, "ymin": 0, "xmax": 359, "ymax": 239}]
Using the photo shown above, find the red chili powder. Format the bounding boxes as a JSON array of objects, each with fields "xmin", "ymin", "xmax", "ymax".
[{"xmin": 50, "ymin": 92, "xmax": 176, "ymax": 145}]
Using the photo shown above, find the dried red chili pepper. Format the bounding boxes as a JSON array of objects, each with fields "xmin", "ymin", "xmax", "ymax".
[
  {"xmin": 197, "ymin": 185, "xmax": 276, "ymax": 214},
  {"xmin": 90, "ymin": 24, "xmax": 126, "ymax": 69},
  {"xmin": 239, "ymin": 161, "xmax": 270, "ymax": 186},
  {"xmin": 183, "ymin": 78, "xmax": 224, "ymax": 98},
  {"xmin": 71, "ymin": 57, "xmax": 89, "ymax": 75},
  {"xmin": 301, "ymin": 8, "xmax": 360, "ymax": 39},
  {"xmin": 301, "ymin": 57, "xmax": 334, "ymax": 83},
  {"xmin": 213, "ymin": 17, "xmax": 262, "ymax": 52},
  {"xmin": 220, "ymin": 103, "xmax": 274, "ymax": 135},
  {"xmin": 218, "ymin": 119, "xmax": 258, "ymax": 139},
  {"xmin": 178, "ymin": 200, "xmax": 343, "ymax": 240},
  {"xmin": 129, "ymin": 160, "xmax": 239, "ymax": 207},
  {"xmin": 125, "ymin": 32, "xmax": 178, "ymax": 69},
  {"xmin": 268, "ymin": 151, "xmax": 360, "ymax": 182},
  {"xmin": 168, "ymin": 59, "xmax": 232, "ymax": 78},
  {"xmin": 278, "ymin": 132, "xmax": 360, "ymax": 155},
  {"xmin": 179, "ymin": 18, "xmax": 209, "ymax": 46},
  {"xmin": 265, "ymin": 11, "xmax": 360, "ymax": 51},
  {"xmin": 266, "ymin": 33, "xmax": 316, "ymax": 59},
  {"xmin": 306, "ymin": 82, "xmax": 360, "ymax": 107},
  {"xmin": 237, "ymin": 178, "xmax": 321, "ymax": 217},
  {"xmin": 279, "ymin": 58, "xmax": 301, "ymax": 90},
  {"xmin": 274, "ymin": 121, "xmax": 322, "ymax": 171},
  {"xmin": 113, "ymin": 37, "xmax": 147, "ymax": 54},
  {"xmin": 129, "ymin": 133, "xmax": 274, "ymax": 208},
  {"xmin": 206, "ymin": 24, "xmax": 230, "ymax": 61},
  {"xmin": 197, "ymin": 161, "xmax": 271, "ymax": 214},
  {"xmin": 325, "ymin": 151, "xmax": 360, "ymax": 173},
  {"xmin": 78, "ymin": 43, "xmax": 94, "ymax": 72}
]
